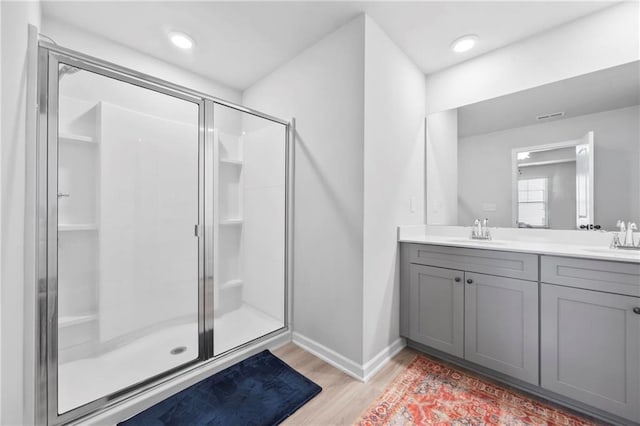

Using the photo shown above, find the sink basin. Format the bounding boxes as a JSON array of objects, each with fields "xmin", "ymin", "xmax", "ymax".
[{"xmin": 444, "ymin": 238, "xmax": 508, "ymax": 246}]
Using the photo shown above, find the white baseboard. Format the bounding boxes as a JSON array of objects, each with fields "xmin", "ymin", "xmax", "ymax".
[
  {"xmin": 291, "ymin": 333, "xmax": 406, "ymax": 383},
  {"xmin": 362, "ymin": 338, "xmax": 406, "ymax": 382},
  {"xmin": 292, "ymin": 332, "xmax": 365, "ymax": 381}
]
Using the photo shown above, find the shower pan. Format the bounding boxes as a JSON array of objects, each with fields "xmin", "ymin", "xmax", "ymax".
[{"xmin": 36, "ymin": 41, "xmax": 292, "ymax": 425}]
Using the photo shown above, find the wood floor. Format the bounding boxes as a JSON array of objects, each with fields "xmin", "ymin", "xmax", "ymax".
[
  {"xmin": 274, "ymin": 343, "xmax": 601, "ymax": 426},
  {"xmin": 273, "ymin": 343, "xmax": 418, "ymax": 425}
]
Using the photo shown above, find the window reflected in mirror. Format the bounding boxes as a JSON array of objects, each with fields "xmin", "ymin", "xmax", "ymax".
[{"xmin": 517, "ymin": 178, "xmax": 548, "ymax": 228}]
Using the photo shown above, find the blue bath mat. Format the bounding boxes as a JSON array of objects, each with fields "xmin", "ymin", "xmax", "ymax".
[{"xmin": 119, "ymin": 350, "xmax": 322, "ymax": 426}]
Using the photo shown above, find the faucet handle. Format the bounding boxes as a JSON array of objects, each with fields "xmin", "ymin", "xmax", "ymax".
[
  {"xmin": 472, "ymin": 219, "xmax": 479, "ymax": 237},
  {"xmin": 610, "ymin": 233, "xmax": 621, "ymax": 249}
]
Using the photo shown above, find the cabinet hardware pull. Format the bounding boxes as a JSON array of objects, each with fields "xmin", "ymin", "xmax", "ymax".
[
  {"xmin": 454, "ymin": 277, "xmax": 461, "ymax": 282},
  {"xmin": 633, "ymin": 307, "xmax": 640, "ymax": 315},
  {"xmin": 466, "ymin": 279, "xmax": 473, "ymax": 284}
]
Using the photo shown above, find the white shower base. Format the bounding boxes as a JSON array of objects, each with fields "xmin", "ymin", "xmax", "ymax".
[
  {"xmin": 58, "ymin": 303, "xmax": 283, "ymax": 414},
  {"xmin": 213, "ymin": 303, "xmax": 284, "ymax": 355}
]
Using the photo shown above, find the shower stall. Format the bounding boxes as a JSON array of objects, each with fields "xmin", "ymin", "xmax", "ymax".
[{"xmin": 36, "ymin": 42, "xmax": 292, "ymax": 425}]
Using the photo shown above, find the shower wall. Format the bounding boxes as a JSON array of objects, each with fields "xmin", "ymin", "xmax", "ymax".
[
  {"xmin": 58, "ymin": 74, "xmax": 201, "ymax": 357},
  {"xmin": 212, "ymin": 103, "xmax": 287, "ymax": 356},
  {"xmin": 57, "ymin": 72, "xmax": 244, "ymax": 348},
  {"xmin": 58, "ymin": 96, "xmax": 99, "ymax": 320},
  {"xmin": 55, "ymin": 66, "xmax": 205, "ymax": 414},
  {"xmin": 242, "ymin": 120, "xmax": 286, "ymax": 322},
  {"xmin": 56, "ymin": 90, "xmax": 290, "ymax": 362},
  {"xmin": 98, "ymin": 101, "xmax": 199, "ymax": 341}
]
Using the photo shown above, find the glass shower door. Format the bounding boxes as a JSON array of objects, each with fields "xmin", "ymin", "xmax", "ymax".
[
  {"xmin": 53, "ymin": 59, "xmax": 203, "ymax": 414},
  {"xmin": 211, "ymin": 103, "xmax": 287, "ymax": 355},
  {"xmin": 40, "ymin": 46, "xmax": 291, "ymax": 426}
]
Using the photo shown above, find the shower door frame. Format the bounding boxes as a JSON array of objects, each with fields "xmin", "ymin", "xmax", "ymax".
[{"xmin": 36, "ymin": 41, "xmax": 292, "ymax": 426}]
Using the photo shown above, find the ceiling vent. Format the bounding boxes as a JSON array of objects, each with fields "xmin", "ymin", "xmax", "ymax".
[{"xmin": 536, "ymin": 111, "xmax": 565, "ymax": 121}]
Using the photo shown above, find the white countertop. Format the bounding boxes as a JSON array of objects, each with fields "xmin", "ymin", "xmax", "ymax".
[{"xmin": 398, "ymin": 225, "xmax": 640, "ymax": 264}]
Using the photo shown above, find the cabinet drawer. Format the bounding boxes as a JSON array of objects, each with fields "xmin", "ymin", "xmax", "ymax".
[
  {"xmin": 407, "ymin": 243, "xmax": 538, "ymax": 281},
  {"xmin": 541, "ymin": 256, "xmax": 640, "ymax": 297}
]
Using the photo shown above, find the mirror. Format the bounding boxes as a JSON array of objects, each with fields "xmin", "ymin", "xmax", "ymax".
[
  {"xmin": 512, "ymin": 132, "xmax": 593, "ymax": 229},
  {"xmin": 427, "ymin": 61, "xmax": 640, "ymax": 230}
]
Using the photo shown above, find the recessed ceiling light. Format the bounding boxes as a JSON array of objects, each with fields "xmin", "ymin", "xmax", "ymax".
[
  {"xmin": 451, "ymin": 34, "xmax": 478, "ymax": 53},
  {"xmin": 168, "ymin": 31, "xmax": 194, "ymax": 50}
]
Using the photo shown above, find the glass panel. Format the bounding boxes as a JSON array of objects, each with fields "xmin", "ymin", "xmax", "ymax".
[
  {"xmin": 528, "ymin": 179, "xmax": 546, "ymax": 190},
  {"xmin": 529, "ymin": 190, "xmax": 544, "ymax": 202},
  {"xmin": 518, "ymin": 178, "xmax": 548, "ymax": 227},
  {"xmin": 212, "ymin": 103, "xmax": 286, "ymax": 355},
  {"xmin": 56, "ymin": 64, "xmax": 200, "ymax": 413}
]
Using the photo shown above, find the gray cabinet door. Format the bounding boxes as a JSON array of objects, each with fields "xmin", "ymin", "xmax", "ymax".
[
  {"xmin": 464, "ymin": 272, "xmax": 539, "ymax": 385},
  {"xmin": 409, "ymin": 264, "xmax": 464, "ymax": 357},
  {"xmin": 541, "ymin": 284, "xmax": 640, "ymax": 422}
]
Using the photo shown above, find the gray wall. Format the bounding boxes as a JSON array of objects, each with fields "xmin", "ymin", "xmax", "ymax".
[
  {"xmin": 244, "ymin": 14, "xmax": 428, "ymax": 370},
  {"xmin": 243, "ymin": 16, "xmax": 366, "ymax": 364},
  {"xmin": 458, "ymin": 105, "xmax": 639, "ymax": 230},
  {"xmin": 1, "ymin": 3, "xmax": 41, "ymax": 424},
  {"xmin": 362, "ymin": 16, "xmax": 425, "ymax": 364}
]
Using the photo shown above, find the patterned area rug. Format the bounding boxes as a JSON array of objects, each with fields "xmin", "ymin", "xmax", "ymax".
[{"xmin": 356, "ymin": 354, "xmax": 598, "ymax": 426}]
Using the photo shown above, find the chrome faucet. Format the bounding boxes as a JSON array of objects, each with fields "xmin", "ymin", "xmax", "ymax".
[
  {"xmin": 471, "ymin": 218, "xmax": 491, "ymax": 240},
  {"xmin": 611, "ymin": 220, "xmax": 639, "ymax": 249},
  {"xmin": 624, "ymin": 222, "xmax": 637, "ymax": 247}
]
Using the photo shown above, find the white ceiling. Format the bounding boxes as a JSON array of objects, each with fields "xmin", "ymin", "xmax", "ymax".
[
  {"xmin": 458, "ymin": 61, "xmax": 640, "ymax": 137},
  {"xmin": 41, "ymin": 1, "xmax": 618, "ymax": 91}
]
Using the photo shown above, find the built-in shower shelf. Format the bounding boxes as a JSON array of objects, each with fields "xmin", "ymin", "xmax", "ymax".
[
  {"xmin": 220, "ymin": 279, "xmax": 243, "ymax": 290},
  {"xmin": 219, "ymin": 219, "xmax": 243, "ymax": 226},
  {"xmin": 59, "ymin": 224, "xmax": 98, "ymax": 231},
  {"xmin": 220, "ymin": 158, "xmax": 243, "ymax": 166},
  {"xmin": 59, "ymin": 133, "xmax": 97, "ymax": 144},
  {"xmin": 59, "ymin": 314, "xmax": 97, "ymax": 328}
]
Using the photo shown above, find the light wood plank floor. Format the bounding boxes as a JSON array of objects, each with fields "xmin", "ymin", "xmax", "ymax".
[{"xmin": 273, "ymin": 343, "xmax": 417, "ymax": 425}]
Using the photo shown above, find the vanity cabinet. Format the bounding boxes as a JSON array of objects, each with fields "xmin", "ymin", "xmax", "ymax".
[
  {"xmin": 404, "ymin": 244, "xmax": 539, "ymax": 385},
  {"xmin": 401, "ymin": 243, "xmax": 640, "ymax": 422},
  {"xmin": 540, "ymin": 256, "xmax": 640, "ymax": 422}
]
